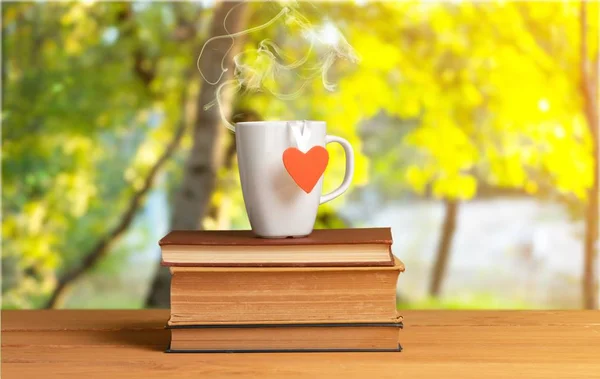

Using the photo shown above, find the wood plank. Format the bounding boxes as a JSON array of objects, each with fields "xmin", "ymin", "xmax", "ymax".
[
  {"xmin": 1, "ymin": 310, "xmax": 168, "ymax": 331},
  {"xmin": 3, "ymin": 325, "xmax": 599, "ymax": 350},
  {"xmin": 2, "ymin": 310, "xmax": 600, "ymax": 379},
  {"xmin": 3, "ymin": 310, "xmax": 599, "ymax": 330},
  {"xmin": 2, "ymin": 329, "xmax": 170, "ymax": 347},
  {"xmin": 404, "ymin": 310, "xmax": 600, "ymax": 327},
  {"xmin": 3, "ymin": 345, "xmax": 600, "ymax": 379}
]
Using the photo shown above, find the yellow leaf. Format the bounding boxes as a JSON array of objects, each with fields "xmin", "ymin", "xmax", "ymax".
[{"xmin": 406, "ymin": 165, "xmax": 429, "ymax": 195}]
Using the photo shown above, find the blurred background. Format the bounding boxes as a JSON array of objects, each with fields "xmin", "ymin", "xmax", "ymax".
[{"xmin": 2, "ymin": 0, "xmax": 599, "ymax": 310}]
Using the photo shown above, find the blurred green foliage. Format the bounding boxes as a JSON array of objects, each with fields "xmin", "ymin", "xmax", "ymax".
[
  {"xmin": 2, "ymin": 2, "xmax": 203, "ymax": 307},
  {"xmin": 2, "ymin": 1, "xmax": 597, "ymax": 309}
]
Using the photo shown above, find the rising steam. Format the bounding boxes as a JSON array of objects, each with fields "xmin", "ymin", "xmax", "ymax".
[{"xmin": 197, "ymin": 1, "xmax": 360, "ymax": 131}]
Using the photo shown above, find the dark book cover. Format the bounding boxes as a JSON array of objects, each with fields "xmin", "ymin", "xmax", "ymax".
[
  {"xmin": 165, "ymin": 321, "xmax": 404, "ymax": 354},
  {"xmin": 159, "ymin": 228, "xmax": 393, "ymax": 247},
  {"xmin": 159, "ymin": 228, "xmax": 395, "ymax": 267}
]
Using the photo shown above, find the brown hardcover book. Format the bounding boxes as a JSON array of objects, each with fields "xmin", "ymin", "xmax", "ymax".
[
  {"xmin": 167, "ymin": 322, "xmax": 403, "ymax": 353},
  {"xmin": 168, "ymin": 258, "xmax": 404, "ymax": 326},
  {"xmin": 160, "ymin": 228, "xmax": 394, "ymax": 267}
]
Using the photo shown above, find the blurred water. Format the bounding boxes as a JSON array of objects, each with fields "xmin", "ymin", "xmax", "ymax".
[{"xmin": 342, "ymin": 197, "xmax": 589, "ymax": 308}]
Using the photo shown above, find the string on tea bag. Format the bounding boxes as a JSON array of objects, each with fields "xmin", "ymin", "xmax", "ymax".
[{"xmin": 288, "ymin": 120, "xmax": 312, "ymax": 153}]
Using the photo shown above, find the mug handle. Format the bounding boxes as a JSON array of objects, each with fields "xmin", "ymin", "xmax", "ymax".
[{"xmin": 320, "ymin": 135, "xmax": 355, "ymax": 204}]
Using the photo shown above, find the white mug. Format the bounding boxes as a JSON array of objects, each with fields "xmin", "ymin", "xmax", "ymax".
[{"xmin": 235, "ymin": 120, "xmax": 354, "ymax": 238}]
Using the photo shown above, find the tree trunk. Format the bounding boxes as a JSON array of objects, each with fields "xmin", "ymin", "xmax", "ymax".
[
  {"xmin": 204, "ymin": 109, "xmax": 262, "ymax": 226},
  {"xmin": 429, "ymin": 200, "xmax": 459, "ymax": 297},
  {"xmin": 145, "ymin": 1, "xmax": 249, "ymax": 308},
  {"xmin": 580, "ymin": 1, "xmax": 599, "ymax": 310}
]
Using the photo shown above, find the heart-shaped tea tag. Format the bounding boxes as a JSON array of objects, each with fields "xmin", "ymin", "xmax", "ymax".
[{"xmin": 282, "ymin": 146, "xmax": 329, "ymax": 193}]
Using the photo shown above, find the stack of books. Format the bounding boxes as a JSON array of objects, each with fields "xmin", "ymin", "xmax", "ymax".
[{"xmin": 160, "ymin": 228, "xmax": 405, "ymax": 352}]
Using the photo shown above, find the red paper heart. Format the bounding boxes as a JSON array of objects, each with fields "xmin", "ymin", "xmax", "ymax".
[{"xmin": 282, "ymin": 146, "xmax": 329, "ymax": 193}]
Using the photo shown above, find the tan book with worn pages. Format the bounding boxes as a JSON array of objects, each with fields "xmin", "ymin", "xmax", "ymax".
[{"xmin": 168, "ymin": 258, "xmax": 404, "ymax": 326}]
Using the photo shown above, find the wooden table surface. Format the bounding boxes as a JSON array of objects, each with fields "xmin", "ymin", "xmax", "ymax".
[{"xmin": 2, "ymin": 310, "xmax": 600, "ymax": 378}]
